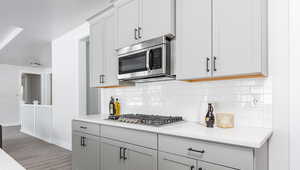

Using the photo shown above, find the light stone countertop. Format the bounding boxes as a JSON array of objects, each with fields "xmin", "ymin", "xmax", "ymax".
[
  {"xmin": 74, "ymin": 115, "xmax": 273, "ymax": 149},
  {"xmin": 0, "ymin": 148, "xmax": 26, "ymax": 170}
]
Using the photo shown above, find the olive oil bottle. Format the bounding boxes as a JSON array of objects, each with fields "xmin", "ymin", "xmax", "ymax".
[{"xmin": 114, "ymin": 98, "xmax": 121, "ymax": 116}]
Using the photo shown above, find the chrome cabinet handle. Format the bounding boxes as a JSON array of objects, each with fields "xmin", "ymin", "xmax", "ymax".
[
  {"xmin": 123, "ymin": 148, "xmax": 127, "ymax": 160},
  {"xmin": 101, "ymin": 75, "xmax": 105, "ymax": 83},
  {"xmin": 134, "ymin": 28, "xmax": 138, "ymax": 40},
  {"xmin": 80, "ymin": 126, "xmax": 87, "ymax": 129},
  {"xmin": 188, "ymin": 148, "xmax": 205, "ymax": 154},
  {"xmin": 99, "ymin": 75, "xmax": 105, "ymax": 84},
  {"xmin": 99, "ymin": 75, "xmax": 102, "ymax": 84},
  {"xmin": 213, "ymin": 56, "xmax": 217, "ymax": 71},
  {"xmin": 206, "ymin": 57, "xmax": 210, "ymax": 72},
  {"xmin": 190, "ymin": 165, "xmax": 195, "ymax": 170},
  {"xmin": 81, "ymin": 136, "xmax": 86, "ymax": 147},
  {"xmin": 146, "ymin": 50, "xmax": 150, "ymax": 70},
  {"xmin": 120, "ymin": 147, "xmax": 123, "ymax": 160},
  {"xmin": 138, "ymin": 27, "xmax": 142, "ymax": 39},
  {"xmin": 80, "ymin": 136, "xmax": 83, "ymax": 146}
]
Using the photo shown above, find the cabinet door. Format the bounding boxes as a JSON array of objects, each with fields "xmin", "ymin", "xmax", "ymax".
[
  {"xmin": 72, "ymin": 133, "xmax": 100, "ymax": 170},
  {"xmin": 140, "ymin": 0, "xmax": 175, "ymax": 41},
  {"xmin": 159, "ymin": 152, "xmax": 197, "ymax": 170},
  {"xmin": 116, "ymin": 0, "xmax": 140, "ymax": 49},
  {"xmin": 198, "ymin": 161, "xmax": 235, "ymax": 170},
  {"xmin": 100, "ymin": 141, "xmax": 123, "ymax": 170},
  {"xmin": 90, "ymin": 9, "xmax": 120, "ymax": 88},
  {"xmin": 72, "ymin": 133, "xmax": 84, "ymax": 170},
  {"xmin": 90, "ymin": 19, "xmax": 105, "ymax": 87},
  {"xmin": 124, "ymin": 144, "xmax": 157, "ymax": 170},
  {"xmin": 212, "ymin": 0, "xmax": 266, "ymax": 77},
  {"xmin": 175, "ymin": 0, "xmax": 212, "ymax": 80},
  {"xmin": 102, "ymin": 9, "xmax": 119, "ymax": 87}
]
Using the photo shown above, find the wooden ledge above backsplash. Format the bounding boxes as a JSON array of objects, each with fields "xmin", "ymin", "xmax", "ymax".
[
  {"xmin": 96, "ymin": 85, "xmax": 130, "ymax": 89},
  {"xmin": 96, "ymin": 74, "xmax": 266, "ymax": 88},
  {"xmin": 183, "ymin": 74, "xmax": 267, "ymax": 83}
]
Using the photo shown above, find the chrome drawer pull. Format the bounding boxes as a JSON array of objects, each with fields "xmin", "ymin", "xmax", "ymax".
[
  {"xmin": 123, "ymin": 148, "xmax": 127, "ymax": 160},
  {"xmin": 213, "ymin": 56, "xmax": 217, "ymax": 71},
  {"xmin": 134, "ymin": 28, "xmax": 138, "ymax": 40},
  {"xmin": 206, "ymin": 57, "xmax": 210, "ymax": 72},
  {"xmin": 120, "ymin": 147, "xmax": 124, "ymax": 160},
  {"xmin": 188, "ymin": 148, "xmax": 205, "ymax": 154}
]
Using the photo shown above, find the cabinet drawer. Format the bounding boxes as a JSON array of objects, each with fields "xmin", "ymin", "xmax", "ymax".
[
  {"xmin": 159, "ymin": 135, "xmax": 253, "ymax": 170},
  {"xmin": 101, "ymin": 125, "xmax": 157, "ymax": 149},
  {"xmin": 72, "ymin": 120, "xmax": 100, "ymax": 136}
]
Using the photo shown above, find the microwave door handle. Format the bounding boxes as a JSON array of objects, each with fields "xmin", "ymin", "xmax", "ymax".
[{"xmin": 146, "ymin": 50, "xmax": 150, "ymax": 71}]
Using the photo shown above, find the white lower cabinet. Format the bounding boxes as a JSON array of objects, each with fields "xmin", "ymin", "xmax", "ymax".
[
  {"xmin": 124, "ymin": 144, "xmax": 157, "ymax": 170},
  {"xmin": 101, "ymin": 140, "xmax": 123, "ymax": 170},
  {"xmin": 72, "ymin": 121, "xmax": 268, "ymax": 170},
  {"xmin": 159, "ymin": 152, "xmax": 197, "ymax": 170},
  {"xmin": 159, "ymin": 152, "xmax": 235, "ymax": 170},
  {"xmin": 198, "ymin": 161, "xmax": 235, "ymax": 170},
  {"xmin": 101, "ymin": 137, "xmax": 157, "ymax": 170},
  {"xmin": 72, "ymin": 132, "xmax": 100, "ymax": 170}
]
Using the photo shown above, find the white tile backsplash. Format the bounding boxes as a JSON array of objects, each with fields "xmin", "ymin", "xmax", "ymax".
[{"xmin": 101, "ymin": 78, "xmax": 272, "ymax": 128}]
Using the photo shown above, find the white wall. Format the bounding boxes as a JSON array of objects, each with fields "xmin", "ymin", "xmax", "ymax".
[
  {"xmin": 0, "ymin": 64, "xmax": 50, "ymax": 126},
  {"xmin": 51, "ymin": 22, "xmax": 89, "ymax": 150},
  {"xmin": 268, "ymin": 0, "xmax": 290, "ymax": 169},
  {"xmin": 290, "ymin": 0, "xmax": 300, "ymax": 169},
  {"xmin": 0, "ymin": 65, "xmax": 22, "ymax": 126}
]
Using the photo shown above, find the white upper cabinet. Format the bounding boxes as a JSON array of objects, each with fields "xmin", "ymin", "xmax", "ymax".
[
  {"xmin": 89, "ymin": 7, "xmax": 120, "ymax": 88},
  {"xmin": 115, "ymin": 0, "xmax": 140, "ymax": 49},
  {"xmin": 212, "ymin": 0, "xmax": 267, "ymax": 77},
  {"xmin": 176, "ymin": 0, "xmax": 212, "ymax": 80},
  {"xmin": 176, "ymin": 0, "xmax": 267, "ymax": 81},
  {"xmin": 140, "ymin": 0, "xmax": 175, "ymax": 41},
  {"xmin": 115, "ymin": 0, "xmax": 175, "ymax": 49},
  {"xmin": 102, "ymin": 11, "xmax": 119, "ymax": 87},
  {"xmin": 90, "ymin": 17, "xmax": 105, "ymax": 87}
]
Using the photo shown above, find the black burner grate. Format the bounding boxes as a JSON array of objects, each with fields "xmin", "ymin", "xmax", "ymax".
[{"xmin": 109, "ymin": 114, "xmax": 183, "ymax": 126}]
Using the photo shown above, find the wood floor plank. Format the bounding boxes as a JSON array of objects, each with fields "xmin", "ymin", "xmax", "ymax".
[{"xmin": 2, "ymin": 126, "xmax": 72, "ymax": 170}]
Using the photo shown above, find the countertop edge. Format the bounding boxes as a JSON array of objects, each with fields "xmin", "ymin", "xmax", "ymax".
[
  {"xmin": 0, "ymin": 148, "xmax": 26, "ymax": 170},
  {"xmin": 73, "ymin": 117, "xmax": 273, "ymax": 149}
]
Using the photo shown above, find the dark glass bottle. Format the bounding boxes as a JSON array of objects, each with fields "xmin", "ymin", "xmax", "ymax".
[
  {"xmin": 109, "ymin": 97, "xmax": 115, "ymax": 115},
  {"xmin": 205, "ymin": 103, "xmax": 215, "ymax": 128}
]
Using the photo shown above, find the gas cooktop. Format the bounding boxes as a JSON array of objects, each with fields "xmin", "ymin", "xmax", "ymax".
[{"xmin": 108, "ymin": 114, "xmax": 183, "ymax": 126}]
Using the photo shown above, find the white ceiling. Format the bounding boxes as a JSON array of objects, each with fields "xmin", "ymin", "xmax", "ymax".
[{"xmin": 0, "ymin": 0, "xmax": 108, "ymax": 67}]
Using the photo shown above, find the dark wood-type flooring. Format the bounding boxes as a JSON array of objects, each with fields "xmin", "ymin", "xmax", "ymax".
[{"xmin": 2, "ymin": 126, "xmax": 72, "ymax": 170}]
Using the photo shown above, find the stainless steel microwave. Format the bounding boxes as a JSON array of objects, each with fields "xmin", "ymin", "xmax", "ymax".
[{"xmin": 117, "ymin": 36, "xmax": 174, "ymax": 81}]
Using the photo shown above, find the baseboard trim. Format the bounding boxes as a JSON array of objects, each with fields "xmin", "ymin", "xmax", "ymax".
[
  {"xmin": 1, "ymin": 123, "xmax": 21, "ymax": 127},
  {"xmin": 52, "ymin": 141, "xmax": 72, "ymax": 151}
]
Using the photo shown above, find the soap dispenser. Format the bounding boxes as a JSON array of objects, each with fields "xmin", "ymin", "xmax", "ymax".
[{"xmin": 205, "ymin": 103, "xmax": 215, "ymax": 128}]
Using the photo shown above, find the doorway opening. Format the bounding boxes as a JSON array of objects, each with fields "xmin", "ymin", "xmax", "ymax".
[{"xmin": 21, "ymin": 73, "xmax": 41, "ymax": 104}]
